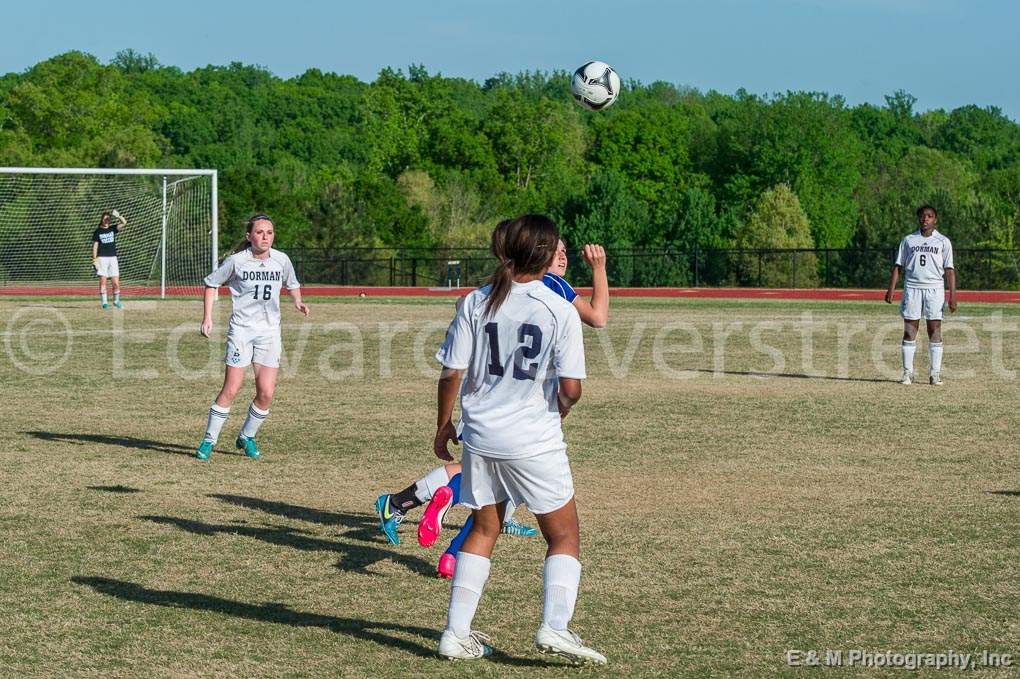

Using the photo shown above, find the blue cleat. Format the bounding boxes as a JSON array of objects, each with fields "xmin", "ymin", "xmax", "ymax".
[
  {"xmin": 502, "ymin": 519, "xmax": 539, "ymax": 537},
  {"xmin": 196, "ymin": 439, "xmax": 214, "ymax": 460},
  {"xmin": 101, "ymin": 303, "xmax": 109, "ymax": 310},
  {"xmin": 113, "ymin": 301, "xmax": 124, "ymax": 309},
  {"xmin": 236, "ymin": 435, "xmax": 260, "ymax": 459},
  {"xmin": 375, "ymin": 494, "xmax": 404, "ymax": 545}
]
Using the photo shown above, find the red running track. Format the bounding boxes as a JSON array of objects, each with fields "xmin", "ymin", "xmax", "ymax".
[{"xmin": 1, "ymin": 285, "xmax": 1019, "ymax": 303}]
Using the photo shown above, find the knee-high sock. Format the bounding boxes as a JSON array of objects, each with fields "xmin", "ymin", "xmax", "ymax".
[
  {"xmin": 204, "ymin": 403, "xmax": 230, "ymax": 443},
  {"xmin": 240, "ymin": 402, "xmax": 269, "ymax": 439},
  {"xmin": 445, "ymin": 515, "xmax": 473, "ymax": 557},
  {"xmin": 542, "ymin": 554, "xmax": 582, "ymax": 631},
  {"xmin": 448, "ymin": 472, "xmax": 462, "ymax": 505},
  {"xmin": 902, "ymin": 340, "xmax": 917, "ymax": 372},
  {"xmin": 502, "ymin": 500, "xmax": 517, "ymax": 523},
  {"xmin": 418, "ymin": 465, "xmax": 451, "ymax": 503},
  {"xmin": 929, "ymin": 341, "xmax": 944, "ymax": 374},
  {"xmin": 446, "ymin": 552, "xmax": 490, "ymax": 638}
]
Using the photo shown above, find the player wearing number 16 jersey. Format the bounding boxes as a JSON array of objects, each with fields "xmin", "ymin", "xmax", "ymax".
[
  {"xmin": 433, "ymin": 215, "xmax": 605, "ymax": 664},
  {"xmin": 195, "ymin": 214, "xmax": 309, "ymax": 460},
  {"xmin": 884, "ymin": 205, "xmax": 957, "ymax": 386}
]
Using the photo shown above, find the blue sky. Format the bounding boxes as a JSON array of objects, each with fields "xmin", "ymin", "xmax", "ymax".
[{"xmin": 2, "ymin": 0, "xmax": 1017, "ymax": 119}]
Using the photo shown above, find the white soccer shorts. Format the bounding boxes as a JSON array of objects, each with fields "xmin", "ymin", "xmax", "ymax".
[
  {"xmin": 224, "ymin": 326, "xmax": 282, "ymax": 368},
  {"xmin": 900, "ymin": 286, "xmax": 945, "ymax": 321},
  {"xmin": 460, "ymin": 446, "xmax": 575, "ymax": 515},
  {"xmin": 95, "ymin": 256, "xmax": 119, "ymax": 278}
]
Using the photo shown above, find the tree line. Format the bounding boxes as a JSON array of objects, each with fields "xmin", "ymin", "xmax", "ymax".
[{"xmin": 2, "ymin": 50, "xmax": 1019, "ymax": 281}]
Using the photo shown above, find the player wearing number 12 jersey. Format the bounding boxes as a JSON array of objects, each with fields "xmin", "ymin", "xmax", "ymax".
[
  {"xmin": 432, "ymin": 214, "xmax": 606, "ymax": 664},
  {"xmin": 195, "ymin": 214, "xmax": 309, "ymax": 460},
  {"xmin": 884, "ymin": 205, "xmax": 957, "ymax": 386}
]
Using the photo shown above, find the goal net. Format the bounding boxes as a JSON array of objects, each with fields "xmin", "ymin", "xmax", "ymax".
[{"xmin": 0, "ymin": 168, "xmax": 217, "ymax": 297}]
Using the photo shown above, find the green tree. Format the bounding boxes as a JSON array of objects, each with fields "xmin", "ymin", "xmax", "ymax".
[{"xmin": 736, "ymin": 184, "xmax": 818, "ymax": 287}]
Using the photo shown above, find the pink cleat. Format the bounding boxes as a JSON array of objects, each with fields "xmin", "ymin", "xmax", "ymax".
[
  {"xmin": 438, "ymin": 552, "xmax": 456, "ymax": 579},
  {"xmin": 418, "ymin": 484, "xmax": 454, "ymax": 548}
]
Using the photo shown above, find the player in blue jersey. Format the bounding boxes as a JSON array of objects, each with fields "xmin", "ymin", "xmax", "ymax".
[{"xmin": 374, "ymin": 237, "xmax": 609, "ymax": 579}]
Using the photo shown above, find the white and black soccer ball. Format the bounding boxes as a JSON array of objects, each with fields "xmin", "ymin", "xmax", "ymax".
[{"xmin": 570, "ymin": 61, "xmax": 621, "ymax": 111}]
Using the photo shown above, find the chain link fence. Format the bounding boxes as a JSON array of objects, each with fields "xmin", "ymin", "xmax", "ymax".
[{"xmin": 287, "ymin": 247, "xmax": 1020, "ymax": 290}]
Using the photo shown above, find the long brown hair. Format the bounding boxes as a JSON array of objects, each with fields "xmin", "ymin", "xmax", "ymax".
[
  {"xmin": 229, "ymin": 213, "xmax": 274, "ymax": 255},
  {"xmin": 485, "ymin": 214, "xmax": 559, "ymax": 316},
  {"xmin": 96, "ymin": 210, "xmax": 111, "ymax": 229}
]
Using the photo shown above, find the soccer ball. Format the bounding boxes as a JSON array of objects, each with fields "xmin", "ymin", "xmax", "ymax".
[{"xmin": 570, "ymin": 61, "xmax": 621, "ymax": 111}]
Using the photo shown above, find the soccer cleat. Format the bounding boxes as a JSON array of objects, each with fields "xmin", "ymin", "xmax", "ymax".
[
  {"xmin": 899, "ymin": 370, "xmax": 912, "ymax": 385},
  {"xmin": 418, "ymin": 485, "xmax": 454, "ymax": 548},
  {"xmin": 196, "ymin": 439, "xmax": 214, "ymax": 460},
  {"xmin": 236, "ymin": 435, "xmax": 260, "ymax": 459},
  {"xmin": 535, "ymin": 624, "xmax": 607, "ymax": 665},
  {"xmin": 501, "ymin": 519, "xmax": 539, "ymax": 537},
  {"xmin": 930, "ymin": 372, "xmax": 943, "ymax": 386},
  {"xmin": 101, "ymin": 303, "xmax": 109, "ymax": 310},
  {"xmin": 113, "ymin": 301, "xmax": 124, "ymax": 309},
  {"xmin": 437, "ymin": 552, "xmax": 456, "ymax": 579},
  {"xmin": 375, "ymin": 494, "xmax": 404, "ymax": 545},
  {"xmin": 438, "ymin": 629, "xmax": 492, "ymax": 660}
]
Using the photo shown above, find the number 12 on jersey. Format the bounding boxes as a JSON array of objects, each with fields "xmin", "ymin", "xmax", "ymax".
[{"xmin": 484, "ymin": 321, "xmax": 543, "ymax": 380}]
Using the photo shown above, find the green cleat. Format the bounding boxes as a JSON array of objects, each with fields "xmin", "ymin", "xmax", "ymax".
[
  {"xmin": 113, "ymin": 301, "xmax": 124, "ymax": 309},
  {"xmin": 375, "ymin": 494, "xmax": 404, "ymax": 545},
  {"xmin": 502, "ymin": 519, "xmax": 539, "ymax": 537},
  {"xmin": 236, "ymin": 435, "xmax": 260, "ymax": 459},
  {"xmin": 101, "ymin": 303, "xmax": 109, "ymax": 310},
  {"xmin": 196, "ymin": 439, "xmax": 214, "ymax": 460}
]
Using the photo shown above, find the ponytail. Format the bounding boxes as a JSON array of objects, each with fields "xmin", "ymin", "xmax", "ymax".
[
  {"xmin": 484, "ymin": 215, "xmax": 559, "ymax": 317},
  {"xmin": 485, "ymin": 258, "xmax": 515, "ymax": 318}
]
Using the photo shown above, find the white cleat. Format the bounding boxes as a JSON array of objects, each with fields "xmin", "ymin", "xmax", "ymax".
[
  {"xmin": 438, "ymin": 629, "xmax": 493, "ymax": 660},
  {"xmin": 535, "ymin": 624, "xmax": 607, "ymax": 665},
  {"xmin": 900, "ymin": 370, "xmax": 913, "ymax": 385},
  {"xmin": 929, "ymin": 372, "xmax": 943, "ymax": 386}
]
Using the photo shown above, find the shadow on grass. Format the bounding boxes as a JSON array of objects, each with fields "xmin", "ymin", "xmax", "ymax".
[
  {"xmin": 140, "ymin": 514, "xmax": 434, "ymax": 576},
  {"xmin": 72, "ymin": 576, "xmax": 554, "ymax": 667},
  {"xmin": 210, "ymin": 494, "xmax": 393, "ymax": 543},
  {"xmin": 987, "ymin": 490, "xmax": 1020, "ymax": 497},
  {"xmin": 87, "ymin": 485, "xmax": 141, "ymax": 493},
  {"xmin": 23, "ymin": 431, "xmax": 239, "ymax": 458},
  {"xmin": 683, "ymin": 368, "xmax": 890, "ymax": 383}
]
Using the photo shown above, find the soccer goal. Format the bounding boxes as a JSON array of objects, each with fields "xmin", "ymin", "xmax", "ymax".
[{"xmin": 0, "ymin": 167, "xmax": 217, "ymax": 298}]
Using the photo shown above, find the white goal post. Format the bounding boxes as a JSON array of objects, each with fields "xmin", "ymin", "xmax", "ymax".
[{"xmin": 0, "ymin": 167, "xmax": 217, "ymax": 298}]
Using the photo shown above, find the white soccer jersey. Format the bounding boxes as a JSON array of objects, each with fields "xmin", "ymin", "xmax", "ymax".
[
  {"xmin": 895, "ymin": 229, "xmax": 954, "ymax": 288},
  {"xmin": 436, "ymin": 280, "xmax": 586, "ymax": 459},
  {"xmin": 204, "ymin": 248, "xmax": 300, "ymax": 330}
]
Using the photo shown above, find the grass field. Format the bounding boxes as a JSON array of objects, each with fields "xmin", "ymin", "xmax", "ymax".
[{"xmin": 1, "ymin": 296, "xmax": 1017, "ymax": 677}]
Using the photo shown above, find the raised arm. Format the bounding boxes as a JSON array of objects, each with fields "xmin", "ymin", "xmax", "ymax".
[
  {"xmin": 571, "ymin": 244, "xmax": 609, "ymax": 328},
  {"xmin": 112, "ymin": 209, "xmax": 127, "ymax": 229}
]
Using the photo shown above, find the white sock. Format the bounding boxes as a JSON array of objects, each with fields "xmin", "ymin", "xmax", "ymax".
[
  {"xmin": 416, "ymin": 465, "xmax": 451, "ymax": 503},
  {"xmin": 100, "ymin": 291, "xmax": 108, "ymax": 304},
  {"xmin": 447, "ymin": 552, "xmax": 490, "ymax": 638},
  {"xmin": 240, "ymin": 402, "xmax": 269, "ymax": 439},
  {"xmin": 542, "ymin": 554, "xmax": 581, "ymax": 631},
  {"xmin": 930, "ymin": 342, "xmax": 944, "ymax": 374},
  {"xmin": 114, "ymin": 290, "xmax": 120, "ymax": 303},
  {"xmin": 204, "ymin": 403, "xmax": 230, "ymax": 443},
  {"xmin": 502, "ymin": 500, "xmax": 517, "ymax": 524},
  {"xmin": 901, "ymin": 340, "xmax": 916, "ymax": 372}
]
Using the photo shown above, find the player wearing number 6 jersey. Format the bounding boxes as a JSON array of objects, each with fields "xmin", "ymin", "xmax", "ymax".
[
  {"xmin": 433, "ymin": 215, "xmax": 606, "ymax": 665},
  {"xmin": 884, "ymin": 205, "xmax": 957, "ymax": 386},
  {"xmin": 195, "ymin": 214, "xmax": 309, "ymax": 460}
]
